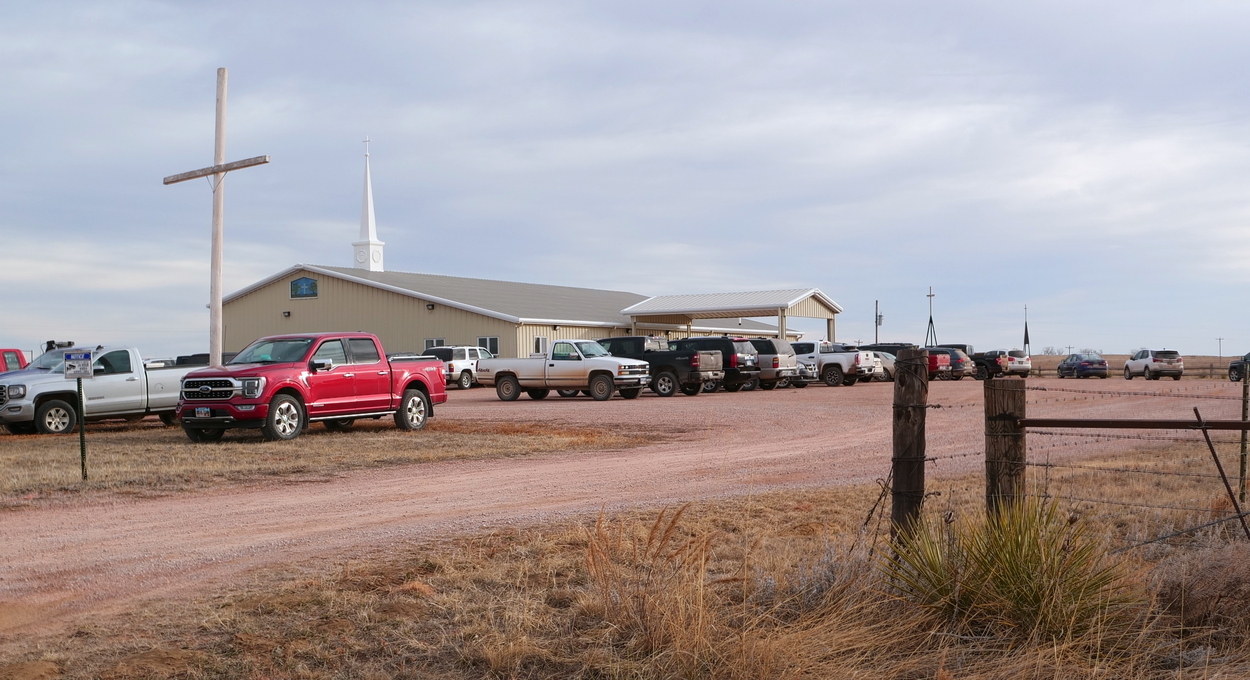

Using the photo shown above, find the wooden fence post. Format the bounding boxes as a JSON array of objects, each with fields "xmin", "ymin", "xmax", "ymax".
[
  {"xmin": 892, "ymin": 348, "xmax": 928, "ymax": 535},
  {"xmin": 985, "ymin": 377, "xmax": 1026, "ymax": 515}
]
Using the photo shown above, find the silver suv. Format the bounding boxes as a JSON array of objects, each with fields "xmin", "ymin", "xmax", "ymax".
[
  {"xmin": 748, "ymin": 338, "xmax": 799, "ymax": 389},
  {"xmin": 1124, "ymin": 349, "xmax": 1183, "ymax": 380}
]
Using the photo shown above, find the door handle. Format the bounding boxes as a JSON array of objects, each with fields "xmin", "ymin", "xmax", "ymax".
[
  {"xmin": 126, "ymin": 377, "xmax": 138, "ymax": 382},
  {"xmin": 549, "ymin": 364, "xmax": 555, "ymax": 367},
  {"xmin": 343, "ymin": 373, "xmax": 355, "ymax": 378},
  {"xmin": 377, "ymin": 371, "xmax": 388, "ymax": 375}
]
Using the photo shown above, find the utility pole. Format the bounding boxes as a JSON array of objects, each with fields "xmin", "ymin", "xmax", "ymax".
[
  {"xmin": 1067, "ymin": 345, "xmax": 1074, "ymax": 355},
  {"xmin": 163, "ymin": 68, "xmax": 270, "ymax": 367},
  {"xmin": 875, "ymin": 300, "xmax": 882, "ymax": 344}
]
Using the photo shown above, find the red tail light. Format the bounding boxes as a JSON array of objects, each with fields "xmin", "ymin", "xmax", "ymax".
[
  {"xmin": 772, "ymin": 357, "xmax": 779, "ymax": 368},
  {"xmin": 854, "ymin": 354, "xmax": 861, "ymax": 365},
  {"xmin": 729, "ymin": 353, "xmax": 738, "ymax": 368},
  {"xmin": 690, "ymin": 353, "xmax": 700, "ymax": 368},
  {"xmin": 1080, "ymin": 361, "xmax": 1091, "ymax": 366}
]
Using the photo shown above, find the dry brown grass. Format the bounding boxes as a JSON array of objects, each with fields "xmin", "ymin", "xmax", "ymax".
[
  {"xmin": 9, "ymin": 444, "xmax": 1250, "ymax": 679},
  {"xmin": 0, "ymin": 417, "xmax": 647, "ymax": 502}
]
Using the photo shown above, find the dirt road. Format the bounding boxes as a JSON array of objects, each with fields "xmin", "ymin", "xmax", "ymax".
[{"xmin": 0, "ymin": 378, "xmax": 1240, "ymax": 635}]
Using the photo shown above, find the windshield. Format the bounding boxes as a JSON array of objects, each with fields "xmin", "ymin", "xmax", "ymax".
[
  {"xmin": 29, "ymin": 350, "xmax": 68, "ymax": 371},
  {"xmin": 229, "ymin": 338, "xmax": 314, "ymax": 364},
  {"xmin": 575, "ymin": 341, "xmax": 611, "ymax": 358}
]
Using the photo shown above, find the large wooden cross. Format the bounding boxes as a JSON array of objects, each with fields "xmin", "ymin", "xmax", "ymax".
[{"xmin": 164, "ymin": 68, "xmax": 270, "ymax": 367}]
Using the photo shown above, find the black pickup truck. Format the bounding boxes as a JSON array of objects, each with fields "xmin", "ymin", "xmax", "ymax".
[
  {"xmin": 932, "ymin": 343, "xmax": 1009, "ymax": 380},
  {"xmin": 1230, "ymin": 353, "xmax": 1250, "ymax": 382},
  {"xmin": 598, "ymin": 336, "xmax": 725, "ymax": 397}
]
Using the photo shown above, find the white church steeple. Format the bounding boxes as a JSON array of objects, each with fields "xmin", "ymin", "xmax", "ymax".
[{"xmin": 352, "ymin": 137, "xmax": 385, "ymax": 271}]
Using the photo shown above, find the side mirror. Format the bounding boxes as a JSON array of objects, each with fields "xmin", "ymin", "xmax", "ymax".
[{"xmin": 310, "ymin": 360, "xmax": 331, "ymax": 372}]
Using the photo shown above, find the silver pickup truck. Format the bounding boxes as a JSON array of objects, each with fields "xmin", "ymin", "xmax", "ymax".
[
  {"xmin": 791, "ymin": 341, "xmax": 878, "ymax": 387},
  {"xmin": 0, "ymin": 346, "xmax": 197, "ymax": 434},
  {"xmin": 475, "ymin": 340, "xmax": 651, "ymax": 401}
]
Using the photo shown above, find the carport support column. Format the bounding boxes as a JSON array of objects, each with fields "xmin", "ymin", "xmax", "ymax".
[
  {"xmin": 826, "ymin": 317, "xmax": 835, "ymax": 342},
  {"xmin": 686, "ymin": 320, "xmax": 693, "ymax": 338},
  {"xmin": 892, "ymin": 348, "xmax": 928, "ymax": 537},
  {"xmin": 777, "ymin": 309, "xmax": 787, "ymax": 339}
]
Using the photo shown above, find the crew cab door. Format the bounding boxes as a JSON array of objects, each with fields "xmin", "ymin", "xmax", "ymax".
[
  {"xmin": 347, "ymin": 337, "xmax": 390, "ymax": 411},
  {"xmin": 546, "ymin": 341, "xmax": 584, "ymax": 387},
  {"xmin": 85, "ymin": 349, "xmax": 145, "ymax": 415},
  {"xmin": 305, "ymin": 339, "xmax": 356, "ymax": 415}
]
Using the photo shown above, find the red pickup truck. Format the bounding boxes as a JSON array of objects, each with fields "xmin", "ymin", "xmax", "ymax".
[
  {"xmin": 176, "ymin": 332, "xmax": 447, "ymax": 443},
  {"xmin": 0, "ymin": 349, "xmax": 28, "ymax": 373}
]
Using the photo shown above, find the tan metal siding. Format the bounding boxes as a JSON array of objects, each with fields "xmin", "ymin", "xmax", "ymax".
[
  {"xmin": 223, "ymin": 270, "xmax": 517, "ymax": 356},
  {"xmin": 786, "ymin": 297, "xmax": 837, "ymax": 319},
  {"xmin": 516, "ymin": 323, "xmax": 629, "ymax": 356}
]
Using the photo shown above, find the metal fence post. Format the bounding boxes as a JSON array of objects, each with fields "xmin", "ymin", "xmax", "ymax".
[
  {"xmin": 1241, "ymin": 375, "xmax": 1248, "ymax": 502},
  {"xmin": 892, "ymin": 348, "xmax": 928, "ymax": 536},
  {"xmin": 77, "ymin": 377, "xmax": 87, "ymax": 481},
  {"xmin": 985, "ymin": 377, "xmax": 1026, "ymax": 515}
]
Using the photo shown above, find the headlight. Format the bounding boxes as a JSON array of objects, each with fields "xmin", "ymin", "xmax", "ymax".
[
  {"xmin": 241, "ymin": 378, "xmax": 265, "ymax": 399},
  {"xmin": 6, "ymin": 385, "xmax": 25, "ymax": 399}
]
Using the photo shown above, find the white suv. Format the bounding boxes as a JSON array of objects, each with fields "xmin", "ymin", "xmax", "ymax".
[
  {"xmin": 985, "ymin": 349, "xmax": 1032, "ymax": 378},
  {"xmin": 424, "ymin": 346, "xmax": 494, "ymax": 389},
  {"xmin": 1124, "ymin": 349, "xmax": 1183, "ymax": 380}
]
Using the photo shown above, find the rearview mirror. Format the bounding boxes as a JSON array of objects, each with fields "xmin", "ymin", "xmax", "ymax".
[{"xmin": 310, "ymin": 360, "xmax": 331, "ymax": 372}]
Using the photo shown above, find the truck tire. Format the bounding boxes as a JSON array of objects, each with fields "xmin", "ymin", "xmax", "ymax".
[
  {"xmin": 680, "ymin": 383, "xmax": 702, "ymax": 396},
  {"xmin": 394, "ymin": 389, "xmax": 430, "ymax": 430},
  {"xmin": 324, "ymin": 418, "xmax": 355, "ymax": 431},
  {"xmin": 589, "ymin": 374, "xmax": 614, "ymax": 401},
  {"xmin": 702, "ymin": 379, "xmax": 721, "ymax": 393},
  {"xmin": 974, "ymin": 365, "xmax": 988, "ymax": 381},
  {"xmin": 724, "ymin": 383, "xmax": 743, "ymax": 392},
  {"xmin": 1233, "ymin": 367, "xmax": 1243, "ymax": 382},
  {"xmin": 557, "ymin": 389, "xmax": 580, "ymax": 398},
  {"xmin": 1143, "ymin": 366, "xmax": 1153, "ymax": 380},
  {"xmin": 496, "ymin": 375, "xmax": 521, "ymax": 401},
  {"xmin": 527, "ymin": 388, "xmax": 550, "ymax": 400},
  {"xmin": 822, "ymin": 365, "xmax": 844, "ymax": 387},
  {"xmin": 619, "ymin": 388, "xmax": 641, "ymax": 399},
  {"xmin": 792, "ymin": 380, "xmax": 809, "ymax": 388},
  {"xmin": 261, "ymin": 394, "xmax": 305, "ymax": 441},
  {"xmin": 652, "ymin": 371, "xmax": 679, "ymax": 397},
  {"xmin": 458, "ymin": 371, "xmax": 473, "ymax": 390},
  {"xmin": 759, "ymin": 380, "xmax": 777, "ymax": 390},
  {"xmin": 184, "ymin": 426, "xmax": 224, "ymax": 443},
  {"xmin": 5, "ymin": 422, "xmax": 37, "ymax": 435},
  {"xmin": 742, "ymin": 378, "xmax": 759, "ymax": 391},
  {"xmin": 159, "ymin": 412, "xmax": 179, "ymax": 426},
  {"xmin": 842, "ymin": 374, "xmax": 858, "ymax": 387},
  {"xmin": 858, "ymin": 376, "xmax": 873, "ymax": 383},
  {"xmin": 35, "ymin": 399, "xmax": 76, "ymax": 435}
]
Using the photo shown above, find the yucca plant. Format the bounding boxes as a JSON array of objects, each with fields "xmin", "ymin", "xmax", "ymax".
[{"xmin": 881, "ymin": 498, "xmax": 1141, "ymax": 642}]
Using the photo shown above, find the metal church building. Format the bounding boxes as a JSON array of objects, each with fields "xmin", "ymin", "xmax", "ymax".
[
  {"xmin": 221, "ymin": 144, "xmax": 843, "ymax": 357},
  {"xmin": 221, "ymin": 264, "xmax": 842, "ymax": 358}
]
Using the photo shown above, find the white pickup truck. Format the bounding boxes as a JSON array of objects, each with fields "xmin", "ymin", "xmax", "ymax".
[
  {"xmin": 791, "ymin": 341, "xmax": 878, "ymax": 387},
  {"xmin": 475, "ymin": 340, "xmax": 651, "ymax": 401},
  {"xmin": 0, "ymin": 346, "xmax": 198, "ymax": 434}
]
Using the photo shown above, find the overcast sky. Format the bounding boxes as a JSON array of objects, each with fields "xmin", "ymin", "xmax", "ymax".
[{"xmin": 3, "ymin": 1, "xmax": 1249, "ymax": 358}]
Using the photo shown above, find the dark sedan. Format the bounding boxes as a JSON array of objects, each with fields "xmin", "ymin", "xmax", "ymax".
[{"xmin": 1057, "ymin": 353, "xmax": 1109, "ymax": 379}]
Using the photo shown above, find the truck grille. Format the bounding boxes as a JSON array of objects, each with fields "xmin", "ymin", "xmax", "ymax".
[
  {"xmin": 183, "ymin": 379, "xmax": 236, "ymax": 400},
  {"xmin": 0, "ymin": 389, "xmax": 7, "ymax": 408}
]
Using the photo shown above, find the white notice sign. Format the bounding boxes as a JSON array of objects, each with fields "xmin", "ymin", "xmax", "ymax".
[{"xmin": 64, "ymin": 351, "xmax": 94, "ymax": 380}]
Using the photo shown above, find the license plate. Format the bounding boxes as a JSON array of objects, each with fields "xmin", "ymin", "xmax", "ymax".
[{"xmin": 196, "ymin": 407, "xmax": 211, "ymax": 418}]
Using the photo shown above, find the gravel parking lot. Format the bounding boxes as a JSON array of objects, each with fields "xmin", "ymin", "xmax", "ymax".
[{"xmin": 0, "ymin": 378, "xmax": 1242, "ymax": 635}]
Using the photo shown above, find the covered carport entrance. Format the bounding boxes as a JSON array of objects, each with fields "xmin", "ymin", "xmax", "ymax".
[{"xmin": 620, "ymin": 288, "xmax": 842, "ymax": 341}]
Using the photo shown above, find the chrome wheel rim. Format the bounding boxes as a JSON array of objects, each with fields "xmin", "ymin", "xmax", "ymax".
[
  {"xmin": 657, "ymin": 375, "xmax": 674, "ymax": 393},
  {"xmin": 44, "ymin": 407, "xmax": 71, "ymax": 432},
  {"xmin": 406, "ymin": 395, "xmax": 426, "ymax": 425},
  {"xmin": 274, "ymin": 402, "xmax": 300, "ymax": 436},
  {"xmin": 460, "ymin": 373, "xmax": 472, "ymax": 389}
]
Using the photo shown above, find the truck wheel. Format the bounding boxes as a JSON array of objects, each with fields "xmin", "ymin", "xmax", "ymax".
[
  {"xmin": 777, "ymin": 378, "xmax": 791, "ymax": 388},
  {"xmin": 589, "ymin": 374, "xmax": 614, "ymax": 401},
  {"xmin": 261, "ymin": 394, "xmax": 305, "ymax": 441},
  {"xmin": 724, "ymin": 383, "xmax": 743, "ymax": 392},
  {"xmin": 159, "ymin": 412, "xmax": 179, "ymax": 426},
  {"xmin": 858, "ymin": 376, "xmax": 873, "ymax": 383},
  {"xmin": 619, "ymin": 388, "xmax": 641, "ymax": 399},
  {"xmin": 4, "ymin": 422, "xmax": 37, "ymax": 435},
  {"xmin": 527, "ymin": 388, "xmax": 550, "ymax": 400},
  {"xmin": 883, "ymin": 369, "xmax": 893, "ymax": 382},
  {"xmin": 458, "ymin": 371, "xmax": 473, "ymax": 390},
  {"xmin": 324, "ymin": 418, "xmax": 355, "ymax": 431},
  {"xmin": 702, "ymin": 379, "xmax": 721, "ymax": 393},
  {"xmin": 822, "ymin": 366, "xmax": 844, "ymax": 387},
  {"xmin": 496, "ymin": 375, "xmax": 521, "ymax": 401},
  {"xmin": 1233, "ymin": 368, "xmax": 1243, "ymax": 382},
  {"xmin": 395, "ymin": 389, "xmax": 430, "ymax": 430},
  {"xmin": 742, "ymin": 378, "xmax": 759, "ymax": 391},
  {"xmin": 680, "ymin": 383, "xmax": 702, "ymax": 396},
  {"xmin": 842, "ymin": 374, "xmax": 858, "ymax": 387},
  {"xmin": 759, "ymin": 380, "xmax": 777, "ymax": 390},
  {"xmin": 974, "ymin": 365, "xmax": 988, "ymax": 381},
  {"xmin": 1124, "ymin": 366, "xmax": 1133, "ymax": 380},
  {"xmin": 1172, "ymin": 375, "xmax": 1182, "ymax": 381},
  {"xmin": 35, "ymin": 399, "xmax": 77, "ymax": 435},
  {"xmin": 1143, "ymin": 366, "xmax": 1153, "ymax": 380},
  {"xmin": 184, "ymin": 427, "xmax": 225, "ymax": 443},
  {"xmin": 652, "ymin": 371, "xmax": 679, "ymax": 397},
  {"xmin": 792, "ymin": 381, "xmax": 809, "ymax": 388},
  {"xmin": 557, "ymin": 389, "xmax": 580, "ymax": 398}
]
